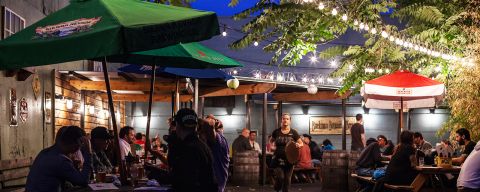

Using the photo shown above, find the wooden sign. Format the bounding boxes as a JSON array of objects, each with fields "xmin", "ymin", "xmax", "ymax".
[
  {"xmin": 19, "ymin": 98, "xmax": 28, "ymax": 122},
  {"xmin": 32, "ymin": 73, "xmax": 41, "ymax": 100},
  {"xmin": 309, "ymin": 116, "xmax": 356, "ymax": 135},
  {"xmin": 45, "ymin": 92, "xmax": 52, "ymax": 124},
  {"xmin": 9, "ymin": 88, "xmax": 18, "ymax": 126}
]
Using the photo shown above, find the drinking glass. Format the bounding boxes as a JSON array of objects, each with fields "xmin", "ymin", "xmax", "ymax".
[{"xmin": 419, "ymin": 157, "xmax": 425, "ymax": 166}]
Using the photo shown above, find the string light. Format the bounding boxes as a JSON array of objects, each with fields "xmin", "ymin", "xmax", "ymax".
[
  {"xmin": 330, "ymin": 60, "xmax": 338, "ymax": 67},
  {"xmin": 359, "ymin": 23, "xmax": 365, "ymax": 30},
  {"xmin": 370, "ymin": 28, "xmax": 377, "ymax": 34},
  {"xmin": 342, "ymin": 14, "xmax": 348, "ymax": 21},
  {"xmin": 364, "ymin": 24, "xmax": 370, "ymax": 31},
  {"xmin": 318, "ymin": 2, "xmax": 325, "ymax": 10},
  {"xmin": 353, "ymin": 20, "xmax": 359, "ymax": 26},
  {"xmin": 331, "ymin": 8, "xmax": 338, "ymax": 16},
  {"xmin": 348, "ymin": 64, "xmax": 354, "ymax": 71},
  {"xmin": 385, "ymin": 69, "xmax": 390, "ymax": 73},
  {"xmin": 222, "ymin": 31, "xmax": 227, "ymax": 37},
  {"xmin": 277, "ymin": 74, "xmax": 284, "ymax": 81},
  {"xmin": 254, "ymin": 41, "xmax": 259, "ymax": 46},
  {"xmin": 381, "ymin": 31, "xmax": 388, "ymax": 38},
  {"xmin": 389, "ymin": 35, "xmax": 395, "ymax": 41},
  {"xmin": 302, "ymin": 76, "xmax": 308, "ymax": 83},
  {"xmin": 310, "ymin": 55, "xmax": 317, "ymax": 62},
  {"xmin": 233, "ymin": 70, "xmax": 238, "ymax": 75},
  {"xmin": 327, "ymin": 78, "xmax": 333, "ymax": 83}
]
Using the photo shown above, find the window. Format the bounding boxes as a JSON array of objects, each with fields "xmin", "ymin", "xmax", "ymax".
[{"xmin": 3, "ymin": 7, "xmax": 25, "ymax": 39}]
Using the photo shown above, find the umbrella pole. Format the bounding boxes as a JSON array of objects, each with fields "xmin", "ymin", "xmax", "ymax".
[
  {"xmin": 261, "ymin": 93, "xmax": 268, "ymax": 186},
  {"xmin": 398, "ymin": 97, "xmax": 404, "ymax": 143},
  {"xmin": 144, "ymin": 64, "xmax": 156, "ymax": 161},
  {"xmin": 171, "ymin": 91, "xmax": 175, "ymax": 118},
  {"xmin": 175, "ymin": 77, "xmax": 180, "ymax": 112},
  {"xmin": 101, "ymin": 58, "xmax": 127, "ymax": 184},
  {"xmin": 194, "ymin": 79, "xmax": 199, "ymax": 113}
]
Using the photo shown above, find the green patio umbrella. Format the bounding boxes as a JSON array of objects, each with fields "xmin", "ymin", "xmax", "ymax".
[
  {"xmin": 0, "ymin": 0, "xmax": 219, "ymax": 69},
  {"xmin": 109, "ymin": 42, "xmax": 242, "ymax": 68},
  {"xmin": 0, "ymin": 0, "xmax": 220, "ymax": 184}
]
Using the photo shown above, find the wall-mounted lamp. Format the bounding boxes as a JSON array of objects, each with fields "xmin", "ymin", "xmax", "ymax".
[
  {"xmin": 363, "ymin": 106, "xmax": 370, "ymax": 114},
  {"xmin": 89, "ymin": 105, "xmax": 95, "ymax": 115},
  {"xmin": 429, "ymin": 108, "xmax": 435, "ymax": 114},
  {"xmin": 301, "ymin": 105, "xmax": 310, "ymax": 115},
  {"xmin": 66, "ymin": 99, "xmax": 73, "ymax": 110},
  {"xmin": 226, "ymin": 107, "xmax": 233, "ymax": 116}
]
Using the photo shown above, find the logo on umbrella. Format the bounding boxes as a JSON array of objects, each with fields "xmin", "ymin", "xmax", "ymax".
[
  {"xmin": 34, "ymin": 17, "xmax": 102, "ymax": 39},
  {"xmin": 197, "ymin": 50, "xmax": 207, "ymax": 57}
]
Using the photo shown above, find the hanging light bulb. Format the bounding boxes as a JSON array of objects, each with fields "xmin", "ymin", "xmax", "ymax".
[
  {"xmin": 331, "ymin": 8, "xmax": 338, "ymax": 16},
  {"xmin": 349, "ymin": 64, "xmax": 354, "ymax": 71},
  {"xmin": 330, "ymin": 60, "xmax": 337, "ymax": 67},
  {"xmin": 364, "ymin": 24, "xmax": 370, "ymax": 31},
  {"xmin": 341, "ymin": 14, "xmax": 348, "ymax": 21},
  {"xmin": 222, "ymin": 24, "xmax": 227, "ymax": 37},
  {"xmin": 370, "ymin": 28, "xmax": 377, "ymax": 34},
  {"xmin": 254, "ymin": 72, "xmax": 261, "ymax": 79},
  {"xmin": 222, "ymin": 31, "xmax": 227, "ymax": 37},
  {"xmin": 317, "ymin": 77, "xmax": 324, "ymax": 83},
  {"xmin": 302, "ymin": 76, "xmax": 308, "ymax": 83},
  {"xmin": 232, "ymin": 70, "xmax": 238, "ymax": 75},
  {"xmin": 338, "ymin": 77, "xmax": 344, "ymax": 82},
  {"xmin": 389, "ymin": 35, "xmax": 395, "ymax": 42},
  {"xmin": 378, "ymin": 69, "xmax": 383, "ymax": 74},
  {"xmin": 359, "ymin": 23, "xmax": 365, "ymax": 30},
  {"xmin": 289, "ymin": 76, "xmax": 295, "ymax": 81},
  {"xmin": 413, "ymin": 45, "xmax": 420, "ymax": 51},
  {"xmin": 277, "ymin": 73, "xmax": 284, "ymax": 81},
  {"xmin": 254, "ymin": 41, "xmax": 259, "ymax": 46},
  {"xmin": 310, "ymin": 55, "xmax": 317, "ymax": 62},
  {"xmin": 381, "ymin": 31, "xmax": 388, "ymax": 38},
  {"xmin": 353, "ymin": 20, "xmax": 359, "ymax": 25},
  {"xmin": 435, "ymin": 66, "xmax": 442, "ymax": 72},
  {"xmin": 318, "ymin": 2, "xmax": 325, "ymax": 10},
  {"xmin": 385, "ymin": 69, "xmax": 390, "ymax": 73},
  {"xmin": 395, "ymin": 38, "xmax": 404, "ymax": 46},
  {"xmin": 269, "ymin": 74, "xmax": 274, "ymax": 80},
  {"xmin": 327, "ymin": 78, "xmax": 333, "ymax": 83}
]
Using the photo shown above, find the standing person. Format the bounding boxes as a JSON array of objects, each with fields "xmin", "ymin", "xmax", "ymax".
[
  {"xmin": 383, "ymin": 131, "xmax": 418, "ymax": 186},
  {"xmin": 271, "ymin": 113, "xmax": 303, "ymax": 192},
  {"xmin": 231, "ymin": 128, "xmax": 253, "ymax": 156},
  {"xmin": 453, "ymin": 128, "xmax": 477, "ymax": 165},
  {"xmin": 169, "ymin": 108, "xmax": 217, "ymax": 192},
  {"xmin": 351, "ymin": 114, "xmax": 366, "ymax": 151},
  {"xmin": 91, "ymin": 126, "xmax": 114, "ymax": 173},
  {"xmin": 302, "ymin": 134, "xmax": 322, "ymax": 163},
  {"xmin": 26, "ymin": 126, "xmax": 92, "ymax": 192},
  {"xmin": 198, "ymin": 118, "xmax": 230, "ymax": 192},
  {"xmin": 249, "ymin": 131, "xmax": 262, "ymax": 154},
  {"xmin": 119, "ymin": 126, "xmax": 136, "ymax": 160},
  {"xmin": 457, "ymin": 142, "xmax": 480, "ymax": 191}
]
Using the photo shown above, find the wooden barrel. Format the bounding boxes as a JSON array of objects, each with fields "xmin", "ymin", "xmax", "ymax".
[
  {"xmin": 232, "ymin": 151, "xmax": 259, "ymax": 186},
  {"xmin": 348, "ymin": 151, "xmax": 361, "ymax": 192},
  {"xmin": 321, "ymin": 150, "xmax": 349, "ymax": 191}
]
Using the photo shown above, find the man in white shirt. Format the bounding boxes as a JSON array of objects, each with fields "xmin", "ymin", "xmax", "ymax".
[
  {"xmin": 249, "ymin": 131, "xmax": 261, "ymax": 154},
  {"xmin": 457, "ymin": 142, "xmax": 480, "ymax": 191},
  {"xmin": 119, "ymin": 126, "xmax": 135, "ymax": 160}
]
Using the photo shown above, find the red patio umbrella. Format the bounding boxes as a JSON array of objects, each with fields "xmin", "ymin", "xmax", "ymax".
[{"xmin": 361, "ymin": 70, "xmax": 445, "ymax": 141}]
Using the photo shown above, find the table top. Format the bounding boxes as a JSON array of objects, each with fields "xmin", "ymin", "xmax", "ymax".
[{"xmin": 414, "ymin": 165, "xmax": 461, "ymax": 174}]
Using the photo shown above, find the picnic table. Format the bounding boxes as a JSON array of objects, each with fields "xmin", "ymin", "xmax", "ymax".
[{"xmin": 411, "ymin": 165, "xmax": 461, "ymax": 192}]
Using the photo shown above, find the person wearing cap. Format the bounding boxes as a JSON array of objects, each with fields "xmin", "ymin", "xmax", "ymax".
[
  {"xmin": 91, "ymin": 126, "xmax": 114, "ymax": 173},
  {"xmin": 169, "ymin": 108, "xmax": 217, "ymax": 192}
]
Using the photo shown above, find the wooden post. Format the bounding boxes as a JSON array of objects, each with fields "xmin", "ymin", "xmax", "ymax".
[
  {"xmin": 101, "ymin": 58, "xmax": 126, "ymax": 184},
  {"xmin": 171, "ymin": 91, "xmax": 175, "ymax": 118},
  {"xmin": 194, "ymin": 79, "xmax": 199, "ymax": 113},
  {"xmin": 245, "ymin": 95, "xmax": 251, "ymax": 130},
  {"xmin": 175, "ymin": 78, "xmax": 180, "ymax": 112},
  {"xmin": 261, "ymin": 93, "xmax": 267, "ymax": 185},
  {"xmin": 408, "ymin": 109, "xmax": 412, "ymax": 131},
  {"xmin": 342, "ymin": 99, "xmax": 347, "ymax": 150},
  {"xmin": 144, "ymin": 64, "xmax": 156, "ymax": 160},
  {"xmin": 200, "ymin": 97, "xmax": 205, "ymax": 118},
  {"xmin": 277, "ymin": 101, "xmax": 283, "ymax": 128}
]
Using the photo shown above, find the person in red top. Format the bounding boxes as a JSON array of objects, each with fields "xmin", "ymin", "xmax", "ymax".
[{"xmin": 297, "ymin": 136, "xmax": 312, "ymax": 169}]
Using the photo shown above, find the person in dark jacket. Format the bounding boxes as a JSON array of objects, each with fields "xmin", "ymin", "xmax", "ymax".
[
  {"xmin": 231, "ymin": 128, "xmax": 253, "ymax": 157},
  {"xmin": 384, "ymin": 130, "xmax": 418, "ymax": 186},
  {"xmin": 168, "ymin": 108, "xmax": 217, "ymax": 192},
  {"xmin": 356, "ymin": 138, "xmax": 385, "ymax": 176},
  {"xmin": 26, "ymin": 126, "xmax": 92, "ymax": 192}
]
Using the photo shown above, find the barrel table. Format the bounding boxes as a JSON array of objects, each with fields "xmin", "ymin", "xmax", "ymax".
[{"xmin": 232, "ymin": 151, "xmax": 260, "ymax": 186}]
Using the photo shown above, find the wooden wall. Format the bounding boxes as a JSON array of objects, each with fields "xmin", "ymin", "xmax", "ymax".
[{"xmin": 54, "ymin": 71, "xmax": 125, "ymax": 136}]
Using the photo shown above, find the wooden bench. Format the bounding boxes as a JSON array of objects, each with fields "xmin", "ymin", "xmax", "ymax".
[
  {"xmin": 351, "ymin": 173, "xmax": 414, "ymax": 192},
  {"xmin": 0, "ymin": 157, "xmax": 33, "ymax": 189},
  {"xmin": 293, "ymin": 167, "xmax": 321, "ymax": 183}
]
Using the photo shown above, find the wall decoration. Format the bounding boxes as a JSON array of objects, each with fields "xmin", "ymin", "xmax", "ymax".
[
  {"xmin": 9, "ymin": 88, "xmax": 18, "ymax": 126},
  {"xmin": 32, "ymin": 73, "xmax": 41, "ymax": 100},
  {"xmin": 19, "ymin": 98, "xmax": 28, "ymax": 122},
  {"xmin": 45, "ymin": 92, "xmax": 52, "ymax": 124},
  {"xmin": 309, "ymin": 116, "xmax": 357, "ymax": 135}
]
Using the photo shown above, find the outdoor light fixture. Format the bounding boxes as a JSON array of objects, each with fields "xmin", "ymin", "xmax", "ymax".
[
  {"xmin": 254, "ymin": 72, "xmax": 261, "ymax": 79},
  {"xmin": 389, "ymin": 36, "xmax": 395, "ymax": 41},
  {"xmin": 381, "ymin": 31, "xmax": 388, "ymax": 38},
  {"xmin": 233, "ymin": 70, "xmax": 238, "ymax": 75},
  {"xmin": 89, "ymin": 105, "xmax": 95, "ymax": 115},
  {"xmin": 341, "ymin": 14, "xmax": 348, "ymax": 21},
  {"xmin": 364, "ymin": 24, "xmax": 370, "ymax": 31},
  {"xmin": 370, "ymin": 28, "xmax": 377, "ymax": 34},
  {"xmin": 307, "ymin": 84, "xmax": 318, "ymax": 94},
  {"xmin": 310, "ymin": 55, "xmax": 317, "ymax": 62},
  {"xmin": 227, "ymin": 78, "xmax": 240, "ymax": 89},
  {"xmin": 276, "ymin": 74, "xmax": 284, "ymax": 81},
  {"xmin": 429, "ymin": 108, "xmax": 435, "ymax": 114},
  {"xmin": 222, "ymin": 24, "xmax": 227, "ymax": 37},
  {"xmin": 253, "ymin": 41, "xmax": 259, "ymax": 46},
  {"xmin": 359, "ymin": 23, "xmax": 365, "ymax": 30},
  {"xmin": 353, "ymin": 20, "xmax": 358, "ymax": 25},
  {"xmin": 330, "ymin": 60, "xmax": 337, "ymax": 67},
  {"xmin": 66, "ymin": 99, "xmax": 73, "ymax": 110}
]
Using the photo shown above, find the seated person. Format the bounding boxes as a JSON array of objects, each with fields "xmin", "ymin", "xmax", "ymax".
[
  {"xmin": 384, "ymin": 131, "xmax": 418, "ymax": 186},
  {"xmin": 302, "ymin": 134, "xmax": 321, "ymax": 165},
  {"xmin": 452, "ymin": 128, "xmax": 477, "ymax": 165},
  {"xmin": 297, "ymin": 136, "xmax": 313, "ymax": 169},
  {"xmin": 119, "ymin": 126, "xmax": 136, "ymax": 160},
  {"xmin": 321, "ymin": 139, "xmax": 336, "ymax": 151},
  {"xmin": 457, "ymin": 142, "xmax": 480, "ymax": 191},
  {"xmin": 356, "ymin": 138, "xmax": 384, "ymax": 176},
  {"xmin": 91, "ymin": 126, "xmax": 114, "ymax": 173},
  {"xmin": 377, "ymin": 135, "xmax": 394, "ymax": 159},
  {"xmin": 26, "ymin": 126, "xmax": 92, "ymax": 192}
]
